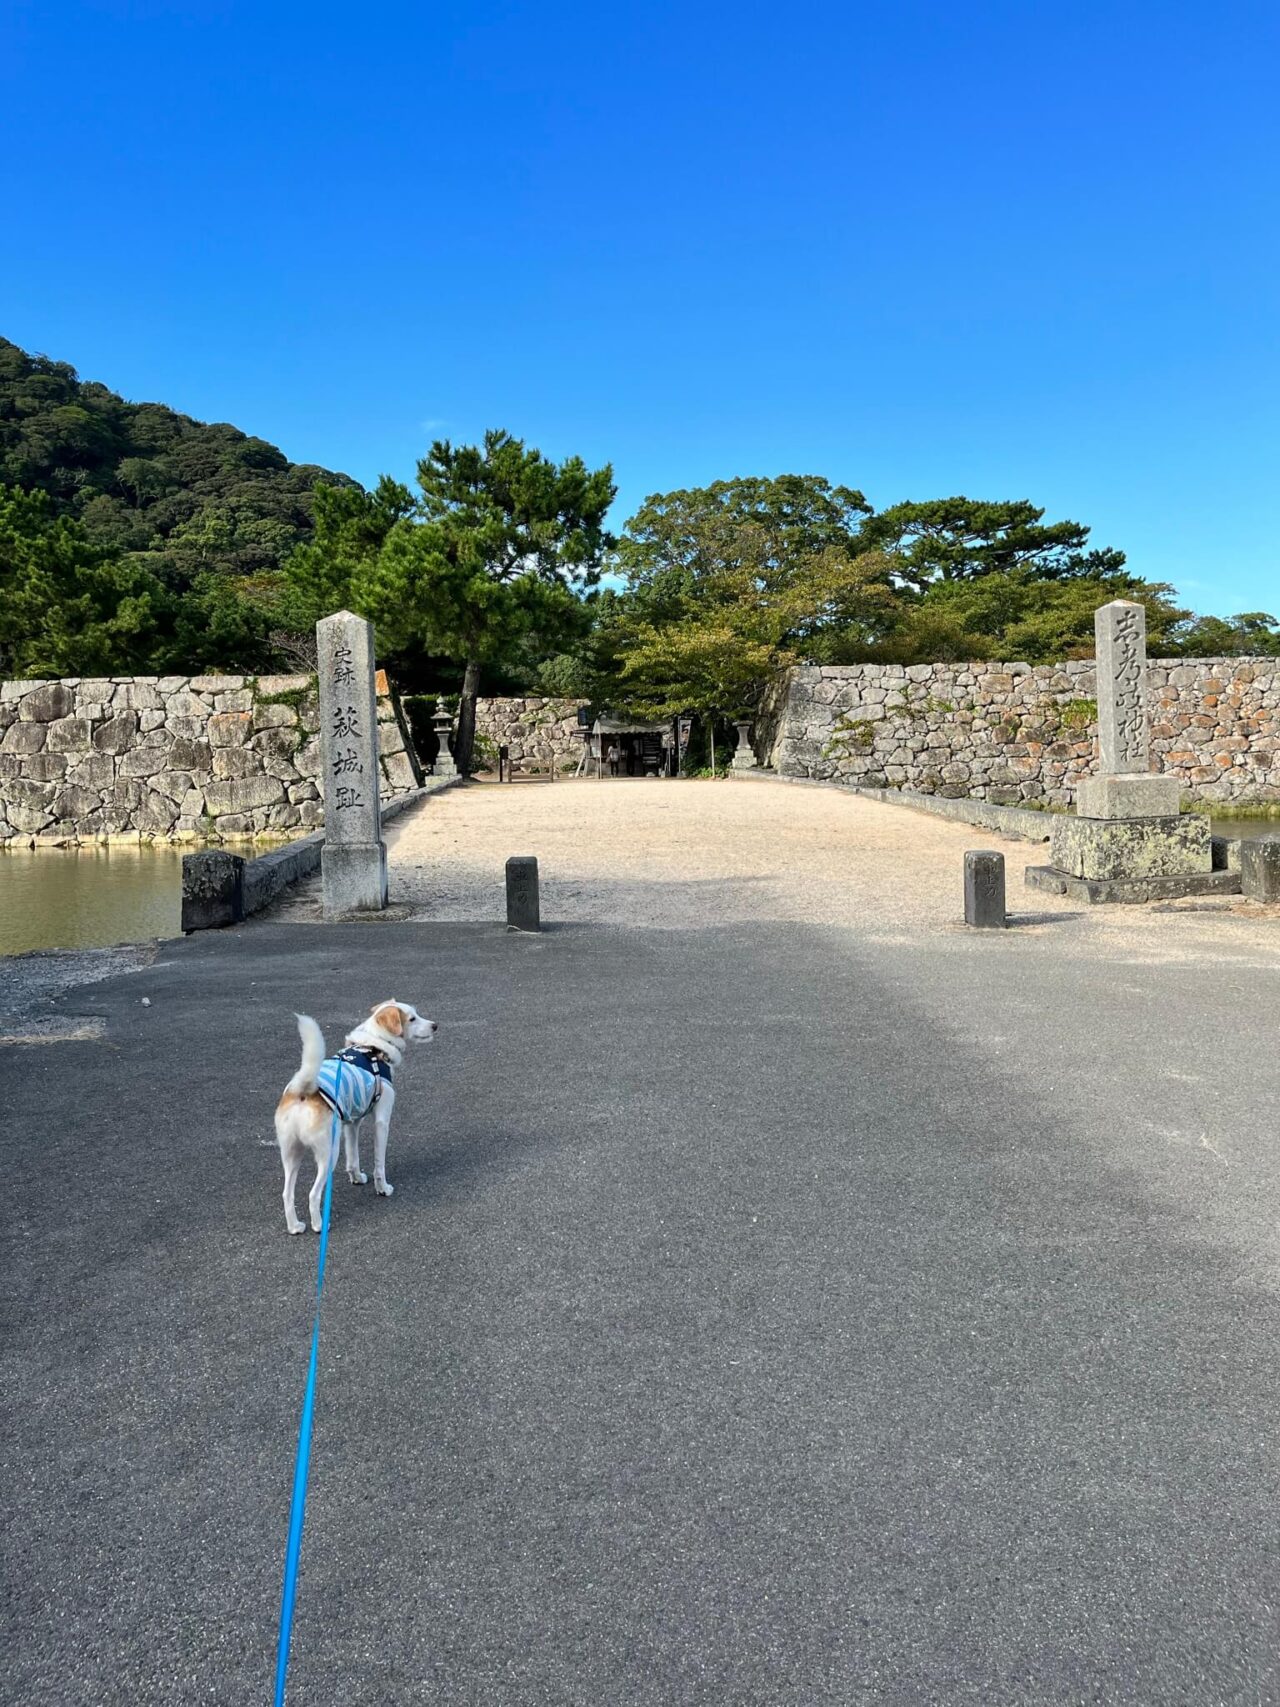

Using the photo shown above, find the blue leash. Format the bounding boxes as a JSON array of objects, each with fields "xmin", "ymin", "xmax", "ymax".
[{"xmin": 273, "ymin": 1064, "xmax": 344, "ymax": 1707}]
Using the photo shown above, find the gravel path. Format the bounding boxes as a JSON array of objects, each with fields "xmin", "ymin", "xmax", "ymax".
[{"xmin": 381, "ymin": 776, "xmax": 1279, "ymax": 961}]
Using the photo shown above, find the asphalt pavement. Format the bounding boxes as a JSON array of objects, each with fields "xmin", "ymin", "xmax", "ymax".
[{"xmin": 3, "ymin": 909, "xmax": 1280, "ymax": 1705}]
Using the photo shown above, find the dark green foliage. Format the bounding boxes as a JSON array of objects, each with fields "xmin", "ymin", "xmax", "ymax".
[
  {"xmin": 286, "ymin": 429, "xmax": 616, "ymax": 769},
  {"xmin": 857, "ymin": 497, "xmax": 1127, "ymax": 590},
  {"xmin": 0, "ymin": 485, "xmax": 169, "ymax": 675},
  {"xmin": 0, "ymin": 337, "xmax": 355, "ymax": 584},
  {"xmin": 1171, "ymin": 611, "xmax": 1280, "ymax": 657}
]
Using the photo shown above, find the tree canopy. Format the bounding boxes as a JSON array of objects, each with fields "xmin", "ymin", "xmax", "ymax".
[
  {"xmin": 0, "ymin": 336, "xmax": 355, "ymax": 585},
  {"xmin": 0, "ymin": 336, "xmax": 1271, "ymax": 715}
]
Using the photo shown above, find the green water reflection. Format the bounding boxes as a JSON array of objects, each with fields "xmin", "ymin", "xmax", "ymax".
[{"xmin": 0, "ymin": 846, "xmax": 184, "ymax": 956}]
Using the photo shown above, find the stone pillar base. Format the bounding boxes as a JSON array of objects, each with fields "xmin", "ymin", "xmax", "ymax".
[
  {"xmin": 322, "ymin": 841, "xmax": 388, "ymax": 915},
  {"xmin": 1049, "ymin": 814, "xmax": 1210, "ymax": 882},
  {"xmin": 1026, "ymin": 865, "xmax": 1240, "ymax": 905},
  {"xmin": 1076, "ymin": 773, "xmax": 1181, "ymax": 820}
]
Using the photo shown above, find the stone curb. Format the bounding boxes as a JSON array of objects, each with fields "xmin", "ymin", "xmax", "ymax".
[
  {"xmin": 181, "ymin": 776, "xmax": 462, "ymax": 932},
  {"xmin": 731, "ymin": 768, "xmax": 1055, "ymax": 842}
]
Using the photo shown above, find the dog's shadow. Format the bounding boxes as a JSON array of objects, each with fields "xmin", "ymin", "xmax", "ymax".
[{"xmin": 343, "ymin": 1124, "xmax": 545, "ymax": 1215}]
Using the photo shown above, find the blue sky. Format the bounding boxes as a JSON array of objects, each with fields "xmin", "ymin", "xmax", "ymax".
[{"xmin": 2, "ymin": 0, "xmax": 1277, "ymax": 617}]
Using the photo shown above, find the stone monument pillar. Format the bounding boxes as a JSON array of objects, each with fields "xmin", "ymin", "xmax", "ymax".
[
  {"xmin": 317, "ymin": 610, "xmax": 387, "ymax": 916},
  {"xmin": 1076, "ymin": 601, "xmax": 1179, "ymax": 819},
  {"xmin": 1025, "ymin": 599, "xmax": 1233, "ymax": 902}
]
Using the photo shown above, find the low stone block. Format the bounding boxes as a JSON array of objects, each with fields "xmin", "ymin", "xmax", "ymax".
[
  {"xmin": 18, "ymin": 682, "xmax": 74, "ymax": 722},
  {"xmin": 181, "ymin": 850, "xmax": 245, "ymax": 930},
  {"xmin": 1049, "ymin": 814, "xmax": 1211, "ymax": 881},
  {"xmin": 1025, "ymin": 865, "xmax": 1241, "ymax": 904},
  {"xmin": 1241, "ymin": 839, "xmax": 1280, "ymax": 903},
  {"xmin": 255, "ymin": 674, "xmax": 312, "ymax": 698},
  {"xmin": 189, "ymin": 675, "xmax": 245, "ymax": 693},
  {"xmin": 382, "ymin": 749, "xmax": 418, "ymax": 794},
  {"xmin": 506, "ymin": 855, "xmax": 541, "ymax": 931},
  {"xmin": 2, "ymin": 722, "xmax": 47, "ymax": 756},
  {"xmin": 93, "ymin": 711, "xmax": 139, "ymax": 755},
  {"xmin": 45, "ymin": 716, "xmax": 94, "ymax": 754},
  {"xmin": 1076, "ymin": 772, "xmax": 1181, "ymax": 820},
  {"xmin": 203, "ymin": 775, "xmax": 286, "ymax": 816},
  {"xmin": 209, "ymin": 712, "xmax": 252, "ymax": 747},
  {"xmin": 963, "ymin": 850, "xmax": 1006, "ymax": 927}
]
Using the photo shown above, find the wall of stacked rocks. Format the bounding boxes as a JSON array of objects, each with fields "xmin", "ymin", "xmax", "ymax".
[
  {"xmin": 473, "ymin": 697, "xmax": 589, "ymax": 774},
  {"xmin": 0, "ymin": 673, "xmax": 422, "ymax": 844},
  {"xmin": 769, "ymin": 658, "xmax": 1280, "ymax": 806}
]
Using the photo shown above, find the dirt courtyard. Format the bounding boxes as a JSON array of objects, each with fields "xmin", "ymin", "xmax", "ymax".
[{"xmin": 378, "ymin": 776, "xmax": 1278, "ymax": 961}]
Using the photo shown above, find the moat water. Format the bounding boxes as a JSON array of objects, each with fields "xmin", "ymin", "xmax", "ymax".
[{"xmin": 0, "ymin": 846, "xmax": 185, "ymax": 956}]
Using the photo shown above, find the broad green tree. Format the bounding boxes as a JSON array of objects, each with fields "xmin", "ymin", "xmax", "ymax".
[
  {"xmin": 0, "ymin": 485, "xmax": 168, "ymax": 675},
  {"xmin": 858, "ymin": 497, "xmax": 1126, "ymax": 590},
  {"xmin": 368, "ymin": 431, "xmax": 615, "ymax": 771},
  {"xmin": 1172, "ymin": 610, "xmax": 1280, "ymax": 657}
]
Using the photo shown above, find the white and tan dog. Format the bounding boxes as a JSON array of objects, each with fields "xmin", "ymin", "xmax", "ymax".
[{"xmin": 276, "ymin": 1001, "xmax": 437, "ymax": 1235}]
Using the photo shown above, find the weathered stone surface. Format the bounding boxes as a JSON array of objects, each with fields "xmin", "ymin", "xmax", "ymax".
[
  {"xmin": 116, "ymin": 746, "xmax": 171, "ymax": 778},
  {"xmin": 208, "ymin": 712, "xmax": 252, "ymax": 747},
  {"xmin": 24, "ymin": 754, "xmax": 67, "ymax": 783},
  {"xmin": 963, "ymin": 850, "xmax": 1006, "ymax": 927},
  {"xmin": 318, "ymin": 610, "xmax": 386, "ymax": 914},
  {"xmin": 1025, "ymin": 865, "xmax": 1241, "ymax": 904},
  {"xmin": 767, "ymin": 656, "xmax": 1279, "ymax": 807},
  {"xmin": 1049, "ymin": 814, "xmax": 1211, "ymax": 881},
  {"xmin": 1240, "ymin": 839, "xmax": 1280, "ymax": 903},
  {"xmin": 2, "ymin": 722, "xmax": 47, "ymax": 755},
  {"xmin": 203, "ymin": 774, "xmax": 287, "ymax": 816},
  {"xmin": 45, "ymin": 716, "xmax": 93, "ymax": 753},
  {"xmin": 1076, "ymin": 773, "xmax": 1181, "ymax": 820},
  {"xmin": 52, "ymin": 784, "xmax": 105, "ymax": 820},
  {"xmin": 255, "ymin": 675, "xmax": 311, "ymax": 697},
  {"xmin": 190, "ymin": 675, "xmax": 245, "ymax": 694},
  {"xmin": 93, "ymin": 711, "xmax": 139, "ymax": 754},
  {"xmin": 19, "ymin": 682, "xmax": 74, "ymax": 722},
  {"xmin": 181, "ymin": 849, "xmax": 245, "ymax": 930},
  {"xmin": 1099, "ymin": 600, "xmax": 1160, "ymax": 774},
  {"xmin": 506, "ymin": 855, "xmax": 541, "ymax": 931},
  {"xmin": 168, "ymin": 737, "xmax": 213, "ymax": 774},
  {"xmin": 252, "ymin": 703, "xmax": 298, "ymax": 730},
  {"xmin": 213, "ymin": 746, "xmax": 261, "ymax": 780},
  {"xmin": 382, "ymin": 749, "xmax": 418, "ymax": 794}
]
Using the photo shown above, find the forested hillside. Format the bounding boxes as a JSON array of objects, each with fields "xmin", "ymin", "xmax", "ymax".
[{"xmin": 0, "ymin": 337, "xmax": 355, "ymax": 583}]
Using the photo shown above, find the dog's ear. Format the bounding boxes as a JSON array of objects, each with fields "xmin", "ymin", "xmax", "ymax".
[{"xmin": 374, "ymin": 1002, "xmax": 404, "ymax": 1037}]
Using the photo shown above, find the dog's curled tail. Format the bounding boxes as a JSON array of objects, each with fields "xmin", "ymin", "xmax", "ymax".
[{"xmin": 288, "ymin": 1013, "xmax": 327, "ymax": 1096}]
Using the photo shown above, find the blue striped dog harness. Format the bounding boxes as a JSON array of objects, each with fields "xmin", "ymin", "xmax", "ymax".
[{"xmin": 314, "ymin": 1047, "xmax": 391, "ymax": 1122}]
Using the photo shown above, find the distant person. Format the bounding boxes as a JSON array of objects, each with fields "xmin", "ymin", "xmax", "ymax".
[{"xmin": 607, "ymin": 742, "xmax": 620, "ymax": 777}]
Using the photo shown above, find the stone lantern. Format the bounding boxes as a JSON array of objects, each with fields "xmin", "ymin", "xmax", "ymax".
[
  {"xmin": 732, "ymin": 720, "xmax": 758, "ymax": 771},
  {"xmin": 432, "ymin": 708, "xmax": 458, "ymax": 777}
]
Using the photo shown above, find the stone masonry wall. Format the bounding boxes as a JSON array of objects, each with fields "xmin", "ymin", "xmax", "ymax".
[
  {"xmin": 0, "ymin": 673, "xmax": 422, "ymax": 844},
  {"xmin": 770, "ymin": 658, "xmax": 1280, "ymax": 806},
  {"xmin": 474, "ymin": 697, "xmax": 589, "ymax": 774}
]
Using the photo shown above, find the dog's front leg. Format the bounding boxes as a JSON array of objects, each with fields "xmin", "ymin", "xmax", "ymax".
[
  {"xmin": 372, "ymin": 1087, "xmax": 396, "ymax": 1198},
  {"xmin": 344, "ymin": 1119, "xmax": 367, "ymax": 1186}
]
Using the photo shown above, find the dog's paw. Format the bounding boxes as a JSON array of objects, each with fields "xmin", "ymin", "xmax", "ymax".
[
  {"xmin": 286, "ymin": 1220, "xmax": 307, "ymax": 1236},
  {"xmin": 347, "ymin": 1169, "xmax": 368, "ymax": 1186},
  {"xmin": 374, "ymin": 1178, "xmax": 394, "ymax": 1198}
]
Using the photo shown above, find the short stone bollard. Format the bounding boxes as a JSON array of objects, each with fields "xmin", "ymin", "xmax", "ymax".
[
  {"xmin": 1240, "ymin": 839, "xmax": 1280, "ymax": 904},
  {"xmin": 506, "ymin": 856, "xmax": 540, "ymax": 932},
  {"xmin": 964, "ymin": 850, "xmax": 1007, "ymax": 928},
  {"xmin": 181, "ymin": 849, "xmax": 245, "ymax": 931}
]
